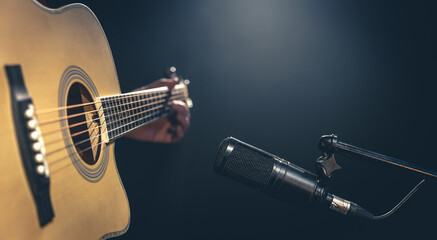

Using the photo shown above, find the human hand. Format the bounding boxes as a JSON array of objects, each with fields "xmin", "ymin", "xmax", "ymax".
[{"xmin": 125, "ymin": 78, "xmax": 190, "ymax": 143}]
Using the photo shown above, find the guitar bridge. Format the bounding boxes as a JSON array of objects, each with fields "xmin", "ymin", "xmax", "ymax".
[{"xmin": 5, "ymin": 65, "xmax": 54, "ymax": 227}]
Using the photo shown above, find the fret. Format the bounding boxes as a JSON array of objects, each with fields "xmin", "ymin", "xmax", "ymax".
[
  {"xmin": 129, "ymin": 95, "xmax": 135, "ymax": 129},
  {"xmin": 124, "ymin": 96, "xmax": 130, "ymax": 133},
  {"xmin": 144, "ymin": 93, "xmax": 150, "ymax": 123},
  {"xmin": 105, "ymin": 97, "xmax": 111, "ymax": 139},
  {"xmin": 116, "ymin": 96, "xmax": 121, "ymax": 134},
  {"xmin": 118, "ymin": 96, "xmax": 124, "ymax": 136},
  {"xmin": 103, "ymin": 96, "xmax": 113, "ymax": 140},
  {"xmin": 111, "ymin": 96, "xmax": 117, "ymax": 138},
  {"xmin": 131, "ymin": 94, "xmax": 138, "ymax": 128},
  {"xmin": 130, "ymin": 96, "xmax": 135, "ymax": 129},
  {"xmin": 145, "ymin": 93, "xmax": 151, "ymax": 123},
  {"xmin": 127, "ymin": 96, "xmax": 132, "ymax": 130},
  {"xmin": 112, "ymin": 96, "xmax": 119, "ymax": 139},
  {"xmin": 130, "ymin": 95, "xmax": 138, "ymax": 129},
  {"xmin": 157, "ymin": 93, "xmax": 164, "ymax": 118},
  {"xmin": 114, "ymin": 96, "xmax": 120, "ymax": 137},
  {"xmin": 115, "ymin": 96, "xmax": 120, "ymax": 135},
  {"xmin": 105, "ymin": 97, "xmax": 111, "ymax": 134},
  {"xmin": 106, "ymin": 97, "xmax": 113, "ymax": 140},
  {"xmin": 161, "ymin": 92, "xmax": 167, "ymax": 116},
  {"xmin": 125, "ymin": 96, "xmax": 130, "ymax": 130},
  {"xmin": 121, "ymin": 98, "xmax": 129, "ymax": 133},
  {"xmin": 101, "ymin": 99, "xmax": 110, "ymax": 139},
  {"xmin": 154, "ymin": 93, "xmax": 160, "ymax": 118},
  {"xmin": 150, "ymin": 93, "xmax": 155, "ymax": 121},
  {"xmin": 152, "ymin": 93, "xmax": 157, "ymax": 119},
  {"xmin": 155, "ymin": 93, "xmax": 161, "ymax": 117},
  {"xmin": 138, "ymin": 95, "xmax": 142, "ymax": 128},
  {"xmin": 138, "ymin": 94, "xmax": 145, "ymax": 126}
]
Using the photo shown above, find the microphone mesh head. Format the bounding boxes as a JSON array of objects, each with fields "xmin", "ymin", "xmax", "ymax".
[{"xmin": 214, "ymin": 137, "xmax": 274, "ymax": 190}]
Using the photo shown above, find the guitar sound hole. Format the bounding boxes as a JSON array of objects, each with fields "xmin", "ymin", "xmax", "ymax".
[{"xmin": 66, "ymin": 82, "xmax": 101, "ymax": 165}]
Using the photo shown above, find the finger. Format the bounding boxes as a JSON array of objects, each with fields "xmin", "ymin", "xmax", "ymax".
[
  {"xmin": 171, "ymin": 101, "xmax": 190, "ymax": 130},
  {"xmin": 176, "ymin": 111, "xmax": 189, "ymax": 130},
  {"xmin": 156, "ymin": 121, "xmax": 174, "ymax": 143},
  {"xmin": 173, "ymin": 125, "xmax": 184, "ymax": 142},
  {"xmin": 171, "ymin": 100, "xmax": 189, "ymax": 115},
  {"xmin": 149, "ymin": 118, "xmax": 173, "ymax": 142}
]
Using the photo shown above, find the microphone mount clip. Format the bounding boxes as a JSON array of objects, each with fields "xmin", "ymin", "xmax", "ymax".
[{"xmin": 315, "ymin": 134, "xmax": 342, "ymax": 179}]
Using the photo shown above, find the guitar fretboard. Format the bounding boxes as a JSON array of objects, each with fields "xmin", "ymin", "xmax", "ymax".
[{"xmin": 100, "ymin": 84, "xmax": 186, "ymax": 141}]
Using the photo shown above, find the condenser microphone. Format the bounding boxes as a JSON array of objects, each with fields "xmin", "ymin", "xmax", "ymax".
[
  {"xmin": 213, "ymin": 137, "xmax": 414, "ymax": 220},
  {"xmin": 214, "ymin": 137, "xmax": 328, "ymax": 207}
]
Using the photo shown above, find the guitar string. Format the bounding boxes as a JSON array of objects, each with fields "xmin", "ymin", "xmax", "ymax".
[
  {"xmin": 34, "ymin": 84, "xmax": 188, "ymax": 174},
  {"xmin": 35, "ymin": 87, "xmax": 169, "ymax": 114},
  {"xmin": 38, "ymin": 89, "xmax": 184, "ymax": 126},
  {"xmin": 47, "ymin": 107, "xmax": 169, "ymax": 174},
  {"xmin": 44, "ymin": 106, "xmax": 158, "ymax": 158},
  {"xmin": 48, "ymin": 110, "xmax": 168, "ymax": 175},
  {"xmin": 42, "ymin": 93, "xmax": 184, "ymax": 146},
  {"xmin": 43, "ymin": 98, "xmax": 166, "ymax": 146},
  {"xmin": 40, "ymin": 92, "xmax": 172, "ymax": 134},
  {"xmin": 47, "ymin": 93, "xmax": 188, "ymax": 175},
  {"xmin": 35, "ymin": 85, "xmax": 186, "ymax": 115},
  {"xmin": 44, "ymin": 94, "xmax": 184, "ymax": 159},
  {"xmin": 38, "ymin": 91, "xmax": 170, "ymax": 126},
  {"xmin": 46, "ymin": 105, "xmax": 167, "ymax": 170},
  {"xmin": 44, "ymin": 101, "xmax": 169, "ymax": 157},
  {"xmin": 41, "ymin": 94, "xmax": 181, "ymax": 146},
  {"xmin": 40, "ymin": 90, "xmax": 184, "ymax": 137}
]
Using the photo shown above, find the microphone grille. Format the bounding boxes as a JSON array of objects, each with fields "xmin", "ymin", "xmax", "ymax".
[{"xmin": 214, "ymin": 137, "xmax": 274, "ymax": 189}]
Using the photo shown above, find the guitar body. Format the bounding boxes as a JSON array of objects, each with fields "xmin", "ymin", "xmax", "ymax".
[{"xmin": 0, "ymin": 1, "xmax": 130, "ymax": 239}]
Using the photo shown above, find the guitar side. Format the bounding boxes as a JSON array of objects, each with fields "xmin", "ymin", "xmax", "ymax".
[{"xmin": 0, "ymin": 1, "xmax": 130, "ymax": 239}]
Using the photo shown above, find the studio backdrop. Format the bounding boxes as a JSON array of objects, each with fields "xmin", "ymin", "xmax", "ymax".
[{"xmin": 47, "ymin": 0, "xmax": 437, "ymax": 239}]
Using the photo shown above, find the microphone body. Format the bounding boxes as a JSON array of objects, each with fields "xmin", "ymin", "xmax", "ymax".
[
  {"xmin": 214, "ymin": 137, "xmax": 328, "ymax": 207},
  {"xmin": 214, "ymin": 137, "xmax": 373, "ymax": 219}
]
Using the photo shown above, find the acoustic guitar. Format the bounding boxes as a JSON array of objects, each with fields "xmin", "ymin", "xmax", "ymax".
[{"xmin": 0, "ymin": 1, "xmax": 191, "ymax": 239}]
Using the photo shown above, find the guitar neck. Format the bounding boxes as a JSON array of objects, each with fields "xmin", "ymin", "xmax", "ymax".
[{"xmin": 99, "ymin": 83, "xmax": 188, "ymax": 141}]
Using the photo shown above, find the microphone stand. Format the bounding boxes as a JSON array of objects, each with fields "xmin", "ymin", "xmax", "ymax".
[
  {"xmin": 312, "ymin": 134, "xmax": 435, "ymax": 220},
  {"xmin": 315, "ymin": 134, "xmax": 437, "ymax": 179}
]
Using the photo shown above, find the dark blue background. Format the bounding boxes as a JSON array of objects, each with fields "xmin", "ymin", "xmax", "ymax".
[{"xmin": 48, "ymin": 0, "xmax": 437, "ymax": 239}]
